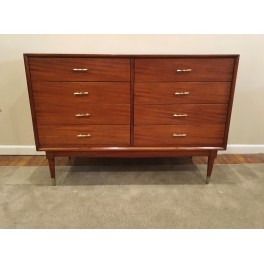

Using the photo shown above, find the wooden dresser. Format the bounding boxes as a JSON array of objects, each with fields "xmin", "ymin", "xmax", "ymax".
[{"xmin": 24, "ymin": 54, "xmax": 239, "ymax": 185}]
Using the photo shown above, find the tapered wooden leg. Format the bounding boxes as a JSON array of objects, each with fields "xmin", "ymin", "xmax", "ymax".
[
  {"xmin": 206, "ymin": 150, "xmax": 217, "ymax": 184},
  {"xmin": 46, "ymin": 152, "xmax": 56, "ymax": 186}
]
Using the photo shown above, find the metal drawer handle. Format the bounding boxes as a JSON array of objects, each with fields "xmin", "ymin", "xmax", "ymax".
[
  {"xmin": 73, "ymin": 68, "xmax": 88, "ymax": 72},
  {"xmin": 77, "ymin": 134, "xmax": 91, "ymax": 138},
  {"xmin": 173, "ymin": 133, "xmax": 187, "ymax": 137},
  {"xmin": 173, "ymin": 114, "xmax": 188, "ymax": 117},
  {"xmin": 75, "ymin": 113, "xmax": 90, "ymax": 117},
  {"xmin": 74, "ymin": 92, "xmax": 89, "ymax": 95},
  {"xmin": 176, "ymin": 69, "xmax": 192, "ymax": 72},
  {"xmin": 175, "ymin": 92, "xmax": 190, "ymax": 95}
]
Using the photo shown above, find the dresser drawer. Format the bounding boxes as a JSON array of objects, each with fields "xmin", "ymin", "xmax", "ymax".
[
  {"xmin": 36, "ymin": 104, "xmax": 130, "ymax": 125},
  {"xmin": 135, "ymin": 58, "xmax": 234, "ymax": 82},
  {"xmin": 32, "ymin": 82, "xmax": 130, "ymax": 104},
  {"xmin": 134, "ymin": 125, "xmax": 225, "ymax": 146},
  {"xmin": 29, "ymin": 58, "xmax": 130, "ymax": 81},
  {"xmin": 134, "ymin": 104, "xmax": 228, "ymax": 125},
  {"xmin": 135, "ymin": 82, "xmax": 230, "ymax": 104},
  {"xmin": 38, "ymin": 125, "xmax": 130, "ymax": 147}
]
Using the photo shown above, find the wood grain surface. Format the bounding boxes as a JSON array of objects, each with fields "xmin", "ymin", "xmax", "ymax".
[
  {"xmin": 36, "ymin": 104, "xmax": 130, "ymax": 125},
  {"xmin": 38, "ymin": 125, "xmax": 130, "ymax": 147},
  {"xmin": 134, "ymin": 124, "xmax": 225, "ymax": 146},
  {"xmin": 135, "ymin": 58, "xmax": 235, "ymax": 82},
  {"xmin": 29, "ymin": 58, "xmax": 130, "ymax": 81},
  {"xmin": 135, "ymin": 82, "xmax": 231, "ymax": 104},
  {"xmin": 32, "ymin": 82, "xmax": 130, "ymax": 104},
  {"xmin": 134, "ymin": 104, "xmax": 228, "ymax": 125}
]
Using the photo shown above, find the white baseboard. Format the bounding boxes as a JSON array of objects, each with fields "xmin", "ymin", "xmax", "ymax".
[
  {"xmin": 219, "ymin": 144, "xmax": 264, "ymax": 154},
  {"xmin": 0, "ymin": 144, "xmax": 263, "ymax": 156},
  {"xmin": 0, "ymin": 145, "xmax": 45, "ymax": 155}
]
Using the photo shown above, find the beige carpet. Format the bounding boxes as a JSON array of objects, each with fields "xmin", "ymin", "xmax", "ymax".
[{"xmin": 0, "ymin": 161, "xmax": 264, "ymax": 228}]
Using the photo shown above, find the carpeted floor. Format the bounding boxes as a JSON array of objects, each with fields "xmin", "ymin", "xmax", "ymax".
[{"xmin": 0, "ymin": 162, "xmax": 263, "ymax": 228}]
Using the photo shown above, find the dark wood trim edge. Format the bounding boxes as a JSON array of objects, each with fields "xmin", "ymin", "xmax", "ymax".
[
  {"xmin": 23, "ymin": 54, "xmax": 41, "ymax": 150},
  {"xmin": 130, "ymin": 58, "xmax": 135, "ymax": 145},
  {"xmin": 223, "ymin": 55, "xmax": 240, "ymax": 147}
]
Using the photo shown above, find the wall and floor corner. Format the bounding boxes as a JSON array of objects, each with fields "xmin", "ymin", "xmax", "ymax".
[{"xmin": 0, "ymin": 34, "xmax": 264, "ymax": 155}]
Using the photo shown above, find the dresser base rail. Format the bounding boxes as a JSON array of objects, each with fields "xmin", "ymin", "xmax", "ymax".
[{"xmin": 45, "ymin": 149, "xmax": 218, "ymax": 186}]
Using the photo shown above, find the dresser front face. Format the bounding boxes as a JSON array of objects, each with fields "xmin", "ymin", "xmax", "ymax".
[
  {"xmin": 24, "ymin": 54, "xmax": 239, "ymax": 152},
  {"xmin": 26, "ymin": 57, "xmax": 131, "ymax": 148},
  {"xmin": 134, "ymin": 57, "xmax": 236, "ymax": 147}
]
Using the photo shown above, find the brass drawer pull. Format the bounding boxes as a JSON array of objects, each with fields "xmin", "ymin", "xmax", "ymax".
[
  {"xmin": 175, "ymin": 92, "xmax": 190, "ymax": 95},
  {"xmin": 173, "ymin": 114, "xmax": 188, "ymax": 117},
  {"xmin": 75, "ymin": 113, "xmax": 90, "ymax": 117},
  {"xmin": 77, "ymin": 134, "xmax": 91, "ymax": 138},
  {"xmin": 173, "ymin": 133, "xmax": 187, "ymax": 137},
  {"xmin": 73, "ymin": 68, "xmax": 88, "ymax": 72},
  {"xmin": 176, "ymin": 69, "xmax": 192, "ymax": 72},
  {"xmin": 74, "ymin": 92, "xmax": 89, "ymax": 95}
]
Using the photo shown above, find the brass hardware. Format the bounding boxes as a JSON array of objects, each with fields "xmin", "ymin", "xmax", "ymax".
[
  {"xmin": 75, "ymin": 113, "xmax": 90, "ymax": 117},
  {"xmin": 175, "ymin": 92, "xmax": 190, "ymax": 95},
  {"xmin": 176, "ymin": 69, "xmax": 192, "ymax": 72},
  {"xmin": 51, "ymin": 178, "xmax": 56, "ymax": 186},
  {"xmin": 72, "ymin": 68, "xmax": 88, "ymax": 72},
  {"xmin": 77, "ymin": 134, "xmax": 91, "ymax": 138},
  {"xmin": 173, "ymin": 114, "xmax": 188, "ymax": 117},
  {"xmin": 206, "ymin": 176, "xmax": 211, "ymax": 184},
  {"xmin": 173, "ymin": 133, "xmax": 187, "ymax": 137},
  {"xmin": 74, "ymin": 92, "xmax": 89, "ymax": 95}
]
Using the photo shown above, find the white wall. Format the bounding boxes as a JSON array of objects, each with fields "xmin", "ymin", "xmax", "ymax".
[{"xmin": 0, "ymin": 34, "xmax": 264, "ymax": 154}]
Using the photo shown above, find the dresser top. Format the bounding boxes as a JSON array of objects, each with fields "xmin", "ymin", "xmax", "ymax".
[{"xmin": 24, "ymin": 54, "xmax": 240, "ymax": 58}]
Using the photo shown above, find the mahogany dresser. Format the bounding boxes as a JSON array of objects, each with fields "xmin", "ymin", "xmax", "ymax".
[{"xmin": 24, "ymin": 54, "xmax": 239, "ymax": 185}]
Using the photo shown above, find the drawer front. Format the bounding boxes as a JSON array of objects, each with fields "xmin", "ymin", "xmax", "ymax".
[
  {"xmin": 36, "ymin": 104, "xmax": 130, "ymax": 125},
  {"xmin": 134, "ymin": 104, "xmax": 228, "ymax": 125},
  {"xmin": 38, "ymin": 125, "xmax": 130, "ymax": 147},
  {"xmin": 135, "ymin": 58, "xmax": 234, "ymax": 82},
  {"xmin": 135, "ymin": 82, "xmax": 230, "ymax": 104},
  {"xmin": 29, "ymin": 58, "xmax": 130, "ymax": 81},
  {"xmin": 134, "ymin": 125, "xmax": 225, "ymax": 146},
  {"xmin": 32, "ymin": 82, "xmax": 130, "ymax": 104}
]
